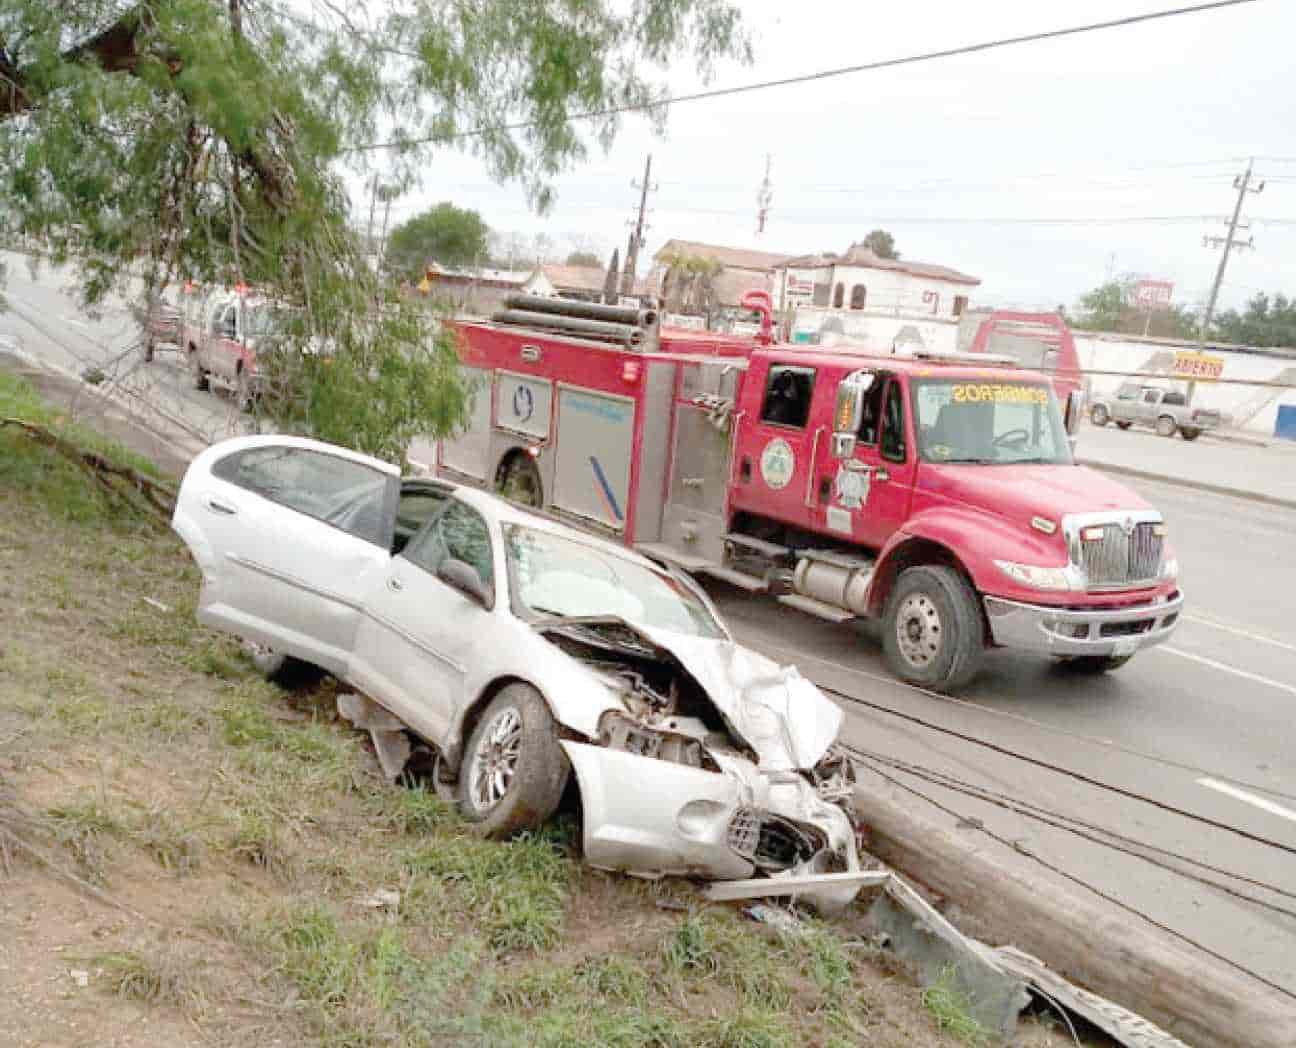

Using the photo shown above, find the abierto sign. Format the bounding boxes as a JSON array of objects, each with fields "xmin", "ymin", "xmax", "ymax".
[
  {"xmin": 1173, "ymin": 350, "xmax": 1224, "ymax": 381},
  {"xmin": 1133, "ymin": 279, "xmax": 1174, "ymax": 311}
]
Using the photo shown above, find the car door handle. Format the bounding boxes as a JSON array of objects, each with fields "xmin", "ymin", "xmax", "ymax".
[
  {"xmin": 386, "ymin": 577, "xmax": 403, "ymax": 592},
  {"xmin": 204, "ymin": 495, "xmax": 238, "ymax": 515}
]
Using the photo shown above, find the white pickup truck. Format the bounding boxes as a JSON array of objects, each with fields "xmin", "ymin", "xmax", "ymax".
[{"xmin": 1089, "ymin": 383, "xmax": 1222, "ymax": 440}]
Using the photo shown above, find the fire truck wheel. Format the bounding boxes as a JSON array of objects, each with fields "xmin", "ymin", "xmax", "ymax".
[
  {"xmin": 236, "ymin": 368, "xmax": 254, "ymax": 413},
  {"xmin": 1115, "ymin": 421, "xmax": 1132, "ymax": 430},
  {"xmin": 1180, "ymin": 427, "xmax": 1202, "ymax": 441},
  {"xmin": 142, "ymin": 337, "xmax": 155, "ymax": 363},
  {"xmin": 495, "ymin": 451, "xmax": 543, "ymax": 509},
  {"xmin": 1090, "ymin": 404, "xmax": 1109, "ymax": 426},
  {"xmin": 882, "ymin": 565, "xmax": 983, "ymax": 692}
]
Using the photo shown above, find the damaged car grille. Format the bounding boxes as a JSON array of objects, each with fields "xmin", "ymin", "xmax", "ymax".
[
  {"xmin": 727, "ymin": 808, "xmax": 760, "ymax": 860},
  {"xmin": 727, "ymin": 810, "xmax": 826, "ymax": 870}
]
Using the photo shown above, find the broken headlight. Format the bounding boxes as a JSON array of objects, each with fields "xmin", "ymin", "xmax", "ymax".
[
  {"xmin": 811, "ymin": 747, "xmax": 858, "ymax": 804},
  {"xmin": 598, "ymin": 711, "xmax": 706, "ymax": 768}
]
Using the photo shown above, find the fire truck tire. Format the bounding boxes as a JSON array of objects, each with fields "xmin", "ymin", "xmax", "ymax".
[
  {"xmin": 142, "ymin": 337, "xmax": 155, "ymax": 363},
  {"xmin": 1090, "ymin": 404, "xmax": 1110, "ymax": 426},
  {"xmin": 1155, "ymin": 415, "xmax": 1177, "ymax": 438},
  {"xmin": 882, "ymin": 565, "xmax": 983, "ymax": 692},
  {"xmin": 495, "ymin": 451, "xmax": 543, "ymax": 509},
  {"xmin": 1115, "ymin": 421, "xmax": 1132, "ymax": 430},
  {"xmin": 1180, "ymin": 427, "xmax": 1202, "ymax": 441}
]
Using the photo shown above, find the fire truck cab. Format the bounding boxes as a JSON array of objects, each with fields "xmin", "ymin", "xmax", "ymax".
[{"xmin": 439, "ymin": 296, "xmax": 1183, "ymax": 692}]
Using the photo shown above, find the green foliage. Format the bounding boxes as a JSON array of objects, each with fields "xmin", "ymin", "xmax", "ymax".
[
  {"xmin": 1214, "ymin": 291, "xmax": 1296, "ymax": 347},
  {"xmin": 921, "ymin": 966, "xmax": 991, "ymax": 1046},
  {"xmin": 0, "ymin": 0, "xmax": 749, "ymax": 461},
  {"xmin": 1073, "ymin": 279, "xmax": 1199, "ymax": 339},
  {"xmin": 386, "ymin": 201, "xmax": 490, "ymax": 277},
  {"xmin": 861, "ymin": 229, "xmax": 899, "ymax": 260},
  {"xmin": 565, "ymin": 250, "xmax": 602, "ymax": 267}
]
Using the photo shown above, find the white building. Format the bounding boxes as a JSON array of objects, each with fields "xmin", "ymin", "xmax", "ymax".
[{"xmin": 774, "ymin": 243, "xmax": 981, "ymax": 352}]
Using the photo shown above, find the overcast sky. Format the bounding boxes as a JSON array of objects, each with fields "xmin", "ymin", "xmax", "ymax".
[{"xmin": 367, "ymin": 0, "xmax": 1296, "ymax": 314}]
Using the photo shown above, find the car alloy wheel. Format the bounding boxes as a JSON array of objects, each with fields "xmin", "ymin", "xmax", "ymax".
[
  {"xmin": 895, "ymin": 593, "xmax": 941, "ymax": 669},
  {"xmin": 467, "ymin": 705, "xmax": 523, "ymax": 813}
]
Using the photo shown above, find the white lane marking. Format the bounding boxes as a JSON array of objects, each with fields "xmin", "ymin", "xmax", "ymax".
[
  {"xmin": 1160, "ymin": 646, "xmax": 1296, "ymax": 698},
  {"xmin": 1183, "ymin": 614, "xmax": 1296, "ymax": 655},
  {"xmin": 63, "ymin": 318, "xmax": 92, "ymax": 329},
  {"xmin": 1197, "ymin": 778, "xmax": 1296, "ymax": 825}
]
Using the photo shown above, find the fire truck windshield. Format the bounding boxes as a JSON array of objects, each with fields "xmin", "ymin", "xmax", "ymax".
[
  {"xmin": 911, "ymin": 380, "xmax": 1072, "ymax": 466},
  {"xmin": 504, "ymin": 526, "xmax": 727, "ymax": 640}
]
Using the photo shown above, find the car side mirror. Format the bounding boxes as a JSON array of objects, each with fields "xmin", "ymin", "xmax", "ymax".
[
  {"xmin": 437, "ymin": 558, "xmax": 493, "ymax": 610},
  {"xmin": 1063, "ymin": 389, "xmax": 1085, "ymax": 436}
]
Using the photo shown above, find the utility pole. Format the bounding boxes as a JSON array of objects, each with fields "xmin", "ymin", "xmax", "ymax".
[
  {"xmin": 1201, "ymin": 159, "xmax": 1263, "ymax": 338},
  {"xmin": 621, "ymin": 154, "xmax": 655, "ymax": 299}
]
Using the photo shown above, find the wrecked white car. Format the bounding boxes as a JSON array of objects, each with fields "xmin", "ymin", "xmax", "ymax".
[{"xmin": 174, "ymin": 435, "xmax": 868, "ymax": 908}]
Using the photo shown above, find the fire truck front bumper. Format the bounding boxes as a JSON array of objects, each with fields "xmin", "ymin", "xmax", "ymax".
[{"xmin": 983, "ymin": 590, "xmax": 1184, "ymax": 658}]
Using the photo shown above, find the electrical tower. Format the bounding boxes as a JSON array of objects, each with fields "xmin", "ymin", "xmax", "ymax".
[
  {"xmin": 1201, "ymin": 158, "xmax": 1264, "ymax": 337},
  {"xmin": 756, "ymin": 154, "xmax": 773, "ymax": 235},
  {"xmin": 621, "ymin": 154, "xmax": 656, "ymax": 299}
]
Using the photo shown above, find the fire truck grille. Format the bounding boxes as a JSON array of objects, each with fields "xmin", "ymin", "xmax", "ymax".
[{"xmin": 1080, "ymin": 522, "xmax": 1163, "ymax": 587}]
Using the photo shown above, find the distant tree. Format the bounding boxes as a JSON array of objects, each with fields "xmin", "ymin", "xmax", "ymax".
[
  {"xmin": 1072, "ymin": 279, "xmax": 1199, "ymax": 340},
  {"xmin": 660, "ymin": 252, "xmax": 722, "ymax": 318},
  {"xmin": 861, "ymin": 229, "xmax": 900, "ymax": 260},
  {"xmin": 1214, "ymin": 292, "xmax": 1296, "ymax": 348},
  {"xmin": 386, "ymin": 203, "xmax": 489, "ymax": 278},
  {"xmin": 567, "ymin": 250, "xmax": 602, "ymax": 267}
]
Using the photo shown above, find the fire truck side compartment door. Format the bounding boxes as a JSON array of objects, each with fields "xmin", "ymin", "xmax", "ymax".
[
  {"xmin": 440, "ymin": 366, "xmax": 492, "ymax": 480},
  {"xmin": 552, "ymin": 386, "xmax": 635, "ymax": 532}
]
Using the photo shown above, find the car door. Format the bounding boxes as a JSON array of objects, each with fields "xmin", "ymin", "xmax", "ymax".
[
  {"xmin": 848, "ymin": 377, "xmax": 917, "ymax": 549},
  {"xmin": 734, "ymin": 361, "xmax": 822, "ymax": 529},
  {"xmin": 173, "ymin": 437, "xmax": 399, "ymax": 677},
  {"xmin": 349, "ymin": 498, "xmax": 499, "ymax": 745},
  {"xmin": 1136, "ymin": 389, "xmax": 1161, "ymax": 427}
]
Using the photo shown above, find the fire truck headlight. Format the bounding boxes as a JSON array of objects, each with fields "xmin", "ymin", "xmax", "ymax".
[
  {"xmin": 1160, "ymin": 555, "xmax": 1179, "ymax": 582},
  {"xmin": 994, "ymin": 560, "xmax": 1074, "ymax": 591}
]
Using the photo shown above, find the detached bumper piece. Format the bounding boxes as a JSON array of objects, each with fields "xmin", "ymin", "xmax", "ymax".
[{"xmin": 983, "ymin": 590, "xmax": 1184, "ymax": 657}]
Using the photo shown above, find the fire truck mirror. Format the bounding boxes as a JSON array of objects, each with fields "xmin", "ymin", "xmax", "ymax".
[
  {"xmin": 1063, "ymin": 389, "xmax": 1085, "ymax": 436},
  {"xmin": 832, "ymin": 371, "xmax": 875, "ymax": 456}
]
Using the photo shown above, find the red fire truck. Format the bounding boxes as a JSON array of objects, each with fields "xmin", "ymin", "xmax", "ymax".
[{"xmin": 436, "ymin": 294, "xmax": 1182, "ymax": 692}]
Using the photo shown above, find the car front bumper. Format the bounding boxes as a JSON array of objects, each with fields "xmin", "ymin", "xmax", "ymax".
[{"xmin": 983, "ymin": 590, "xmax": 1183, "ymax": 658}]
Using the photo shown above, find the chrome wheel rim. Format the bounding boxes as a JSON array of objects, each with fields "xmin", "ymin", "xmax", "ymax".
[
  {"xmin": 896, "ymin": 594, "xmax": 942, "ymax": 668},
  {"xmin": 468, "ymin": 707, "xmax": 522, "ymax": 813}
]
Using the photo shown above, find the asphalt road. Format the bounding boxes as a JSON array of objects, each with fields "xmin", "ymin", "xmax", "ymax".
[{"xmin": 4, "ymin": 250, "xmax": 1294, "ymax": 1004}]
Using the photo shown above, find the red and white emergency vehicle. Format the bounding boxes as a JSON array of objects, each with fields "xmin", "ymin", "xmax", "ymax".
[
  {"xmin": 437, "ymin": 293, "xmax": 1183, "ymax": 692},
  {"xmin": 180, "ymin": 283, "xmax": 277, "ymax": 409}
]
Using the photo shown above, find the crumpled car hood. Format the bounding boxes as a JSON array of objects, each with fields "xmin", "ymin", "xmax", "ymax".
[{"xmin": 629, "ymin": 624, "xmax": 843, "ymax": 771}]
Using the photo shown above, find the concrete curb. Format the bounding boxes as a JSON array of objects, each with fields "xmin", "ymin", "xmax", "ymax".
[
  {"xmin": 1079, "ymin": 458, "xmax": 1296, "ymax": 511},
  {"xmin": 853, "ymin": 781, "xmax": 1296, "ymax": 1048}
]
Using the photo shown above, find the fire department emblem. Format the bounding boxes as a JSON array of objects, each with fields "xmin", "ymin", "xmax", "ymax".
[
  {"xmin": 833, "ymin": 464, "xmax": 870, "ymax": 509},
  {"xmin": 760, "ymin": 438, "xmax": 795, "ymax": 490}
]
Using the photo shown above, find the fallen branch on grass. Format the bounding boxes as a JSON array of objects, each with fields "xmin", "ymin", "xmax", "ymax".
[{"xmin": 1, "ymin": 417, "xmax": 177, "ymax": 522}]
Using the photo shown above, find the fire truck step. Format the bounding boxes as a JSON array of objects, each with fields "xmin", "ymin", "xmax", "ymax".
[
  {"xmin": 777, "ymin": 593, "xmax": 856, "ymax": 623},
  {"xmin": 724, "ymin": 532, "xmax": 789, "ymax": 559},
  {"xmin": 698, "ymin": 565, "xmax": 769, "ymax": 593},
  {"xmin": 634, "ymin": 543, "xmax": 713, "ymax": 573},
  {"xmin": 800, "ymin": 548, "xmax": 875, "ymax": 572}
]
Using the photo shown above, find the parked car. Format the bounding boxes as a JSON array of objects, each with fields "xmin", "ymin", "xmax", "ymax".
[
  {"xmin": 173, "ymin": 435, "xmax": 869, "ymax": 909},
  {"xmin": 1089, "ymin": 383, "xmax": 1221, "ymax": 440}
]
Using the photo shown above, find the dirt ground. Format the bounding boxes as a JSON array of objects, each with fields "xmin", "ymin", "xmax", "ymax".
[{"xmin": 0, "ymin": 364, "xmax": 1086, "ymax": 1046}]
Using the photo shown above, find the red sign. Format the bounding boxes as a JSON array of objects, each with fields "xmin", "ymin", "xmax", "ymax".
[{"xmin": 1133, "ymin": 279, "xmax": 1174, "ymax": 311}]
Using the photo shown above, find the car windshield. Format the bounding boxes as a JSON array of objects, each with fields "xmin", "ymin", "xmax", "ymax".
[
  {"xmin": 504, "ymin": 525, "xmax": 726, "ymax": 639},
  {"xmin": 913, "ymin": 380, "xmax": 1072, "ymax": 465}
]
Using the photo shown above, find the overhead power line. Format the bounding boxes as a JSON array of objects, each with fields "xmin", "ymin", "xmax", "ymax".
[{"xmin": 355, "ymin": 0, "xmax": 1260, "ymax": 152}]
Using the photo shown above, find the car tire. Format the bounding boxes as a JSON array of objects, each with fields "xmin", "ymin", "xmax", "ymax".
[
  {"xmin": 1155, "ymin": 415, "xmax": 1177, "ymax": 438},
  {"xmin": 882, "ymin": 565, "xmax": 984, "ymax": 692},
  {"xmin": 1090, "ymin": 405, "xmax": 1110, "ymax": 426},
  {"xmin": 494, "ymin": 451, "xmax": 544, "ymax": 509},
  {"xmin": 1059, "ymin": 654, "xmax": 1133, "ymax": 674},
  {"xmin": 244, "ymin": 641, "xmax": 323, "ymax": 687},
  {"xmin": 459, "ymin": 684, "xmax": 569, "ymax": 838},
  {"xmin": 190, "ymin": 349, "xmax": 209, "ymax": 391},
  {"xmin": 1180, "ymin": 427, "xmax": 1202, "ymax": 441},
  {"xmin": 236, "ymin": 368, "xmax": 254, "ymax": 413},
  {"xmin": 1115, "ymin": 421, "xmax": 1132, "ymax": 430},
  {"xmin": 143, "ymin": 338, "xmax": 155, "ymax": 363}
]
